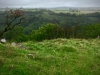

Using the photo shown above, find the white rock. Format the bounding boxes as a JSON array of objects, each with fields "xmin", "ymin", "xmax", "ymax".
[
  {"xmin": 11, "ymin": 42, "xmax": 27, "ymax": 49},
  {"xmin": 11, "ymin": 42, "xmax": 17, "ymax": 47},
  {"xmin": 0, "ymin": 38, "xmax": 6, "ymax": 44}
]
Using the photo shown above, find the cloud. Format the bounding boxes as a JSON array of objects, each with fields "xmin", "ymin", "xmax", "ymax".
[
  {"xmin": 0, "ymin": 0, "xmax": 100, "ymax": 8},
  {"xmin": 0, "ymin": 0, "xmax": 31, "ymax": 7}
]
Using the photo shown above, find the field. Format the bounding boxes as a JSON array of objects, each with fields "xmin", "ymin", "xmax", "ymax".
[
  {"xmin": 0, "ymin": 8, "xmax": 100, "ymax": 14},
  {"xmin": 0, "ymin": 38, "xmax": 100, "ymax": 75},
  {"xmin": 52, "ymin": 10, "xmax": 100, "ymax": 14},
  {"xmin": 24, "ymin": 9, "xmax": 100, "ymax": 14}
]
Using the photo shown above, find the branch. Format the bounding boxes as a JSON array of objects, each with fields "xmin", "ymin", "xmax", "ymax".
[
  {"xmin": 7, "ymin": 17, "xmax": 24, "ymax": 30},
  {"xmin": 0, "ymin": 8, "xmax": 24, "ymax": 38},
  {"xmin": 1, "ymin": 17, "xmax": 17, "ymax": 33},
  {"xmin": 5, "ymin": 13, "xmax": 9, "ymax": 25},
  {"xmin": 0, "ymin": 13, "xmax": 17, "ymax": 36},
  {"xmin": 8, "ymin": 17, "xmax": 17, "ymax": 25},
  {"xmin": 0, "ymin": 17, "xmax": 23, "ymax": 37}
]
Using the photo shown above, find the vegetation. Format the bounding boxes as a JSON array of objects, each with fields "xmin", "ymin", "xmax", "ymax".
[
  {"xmin": 1, "ymin": 9, "xmax": 100, "ymax": 35},
  {"xmin": 0, "ymin": 8, "xmax": 100, "ymax": 75},
  {"xmin": 3, "ymin": 26, "xmax": 28, "ymax": 42},
  {"xmin": 52, "ymin": 10, "xmax": 100, "ymax": 14},
  {"xmin": 30, "ymin": 23, "xmax": 65, "ymax": 41},
  {"xmin": 0, "ymin": 38, "xmax": 100, "ymax": 75},
  {"xmin": 0, "ymin": 8, "xmax": 25, "ymax": 38},
  {"xmin": 81, "ymin": 24, "xmax": 100, "ymax": 38}
]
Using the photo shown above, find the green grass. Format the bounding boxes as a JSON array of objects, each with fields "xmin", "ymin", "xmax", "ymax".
[{"xmin": 0, "ymin": 38, "xmax": 100, "ymax": 75}]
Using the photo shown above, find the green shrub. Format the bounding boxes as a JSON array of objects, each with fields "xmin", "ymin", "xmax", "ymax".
[
  {"xmin": 3, "ymin": 26, "xmax": 28, "ymax": 42},
  {"xmin": 81, "ymin": 23, "xmax": 100, "ymax": 38},
  {"xmin": 30, "ymin": 23, "xmax": 65, "ymax": 41}
]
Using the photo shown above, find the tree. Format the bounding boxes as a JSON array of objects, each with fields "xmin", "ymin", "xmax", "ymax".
[
  {"xmin": 3, "ymin": 26, "xmax": 28, "ymax": 42},
  {"xmin": 30, "ymin": 23, "xmax": 65, "ymax": 41},
  {"xmin": 0, "ymin": 8, "xmax": 24, "ymax": 38},
  {"xmin": 81, "ymin": 23, "xmax": 100, "ymax": 38}
]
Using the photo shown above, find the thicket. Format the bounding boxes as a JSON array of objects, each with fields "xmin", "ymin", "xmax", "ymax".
[
  {"xmin": 2, "ymin": 23, "xmax": 100, "ymax": 42},
  {"xmin": 3, "ymin": 26, "xmax": 28, "ymax": 42},
  {"xmin": 30, "ymin": 23, "xmax": 65, "ymax": 41}
]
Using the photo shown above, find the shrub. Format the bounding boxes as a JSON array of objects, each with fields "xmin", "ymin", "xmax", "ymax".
[
  {"xmin": 3, "ymin": 26, "xmax": 28, "ymax": 42},
  {"xmin": 30, "ymin": 23, "xmax": 65, "ymax": 41},
  {"xmin": 81, "ymin": 23, "xmax": 100, "ymax": 38}
]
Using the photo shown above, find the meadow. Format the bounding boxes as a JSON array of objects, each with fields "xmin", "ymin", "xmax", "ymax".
[
  {"xmin": 51, "ymin": 10, "xmax": 100, "ymax": 14},
  {"xmin": 0, "ymin": 38, "xmax": 100, "ymax": 75}
]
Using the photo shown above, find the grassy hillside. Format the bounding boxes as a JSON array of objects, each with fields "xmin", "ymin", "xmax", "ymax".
[{"xmin": 0, "ymin": 38, "xmax": 100, "ymax": 75}]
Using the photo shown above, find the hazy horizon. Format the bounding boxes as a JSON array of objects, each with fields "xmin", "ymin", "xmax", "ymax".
[{"xmin": 0, "ymin": 0, "xmax": 100, "ymax": 8}]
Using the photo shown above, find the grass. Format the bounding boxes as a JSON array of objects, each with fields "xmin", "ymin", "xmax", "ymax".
[
  {"xmin": 0, "ymin": 38, "xmax": 100, "ymax": 75},
  {"xmin": 51, "ymin": 10, "xmax": 100, "ymax": 14},
  {"xmin": 23, "ymin": 8, "xmax": 100, "ymax": 14}
]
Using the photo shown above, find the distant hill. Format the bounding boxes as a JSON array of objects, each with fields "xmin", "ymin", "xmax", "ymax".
[
  {"xmin": 47, "ymin": 7, "xmax": 100, "ymax": 11},
  {"xmin": 0, "ymin": 7, "xmax": 100, "ymax": 11}
]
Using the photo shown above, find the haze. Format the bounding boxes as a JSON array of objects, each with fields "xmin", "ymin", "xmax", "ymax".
[{"xmin": 0, "ymin": 0, "xmax": 100, "ymax": 8}]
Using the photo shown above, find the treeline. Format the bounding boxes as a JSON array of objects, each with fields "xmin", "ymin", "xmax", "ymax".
[
  {"xmin": 0, "ymin": 9, "xmax": 100, "ymax": 42},
  {"xmin": 23, "ymin": 10, "xmax": 100, "ymax": 34},
  {"xmin": 62, "ymin": 23, "xmax": 100, "ymax": 39},
  {"xmin": 0, "ymin": 9, "xmax": 100, "ymax": 34},
  {"xmin": 2, "ymin": 23, "xmax": 100, "ymax": 42}
]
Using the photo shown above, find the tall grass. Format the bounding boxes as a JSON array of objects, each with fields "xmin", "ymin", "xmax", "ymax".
[{"xmin": 0, "ymin": 38, "xmax": 100, "ymax": 75}]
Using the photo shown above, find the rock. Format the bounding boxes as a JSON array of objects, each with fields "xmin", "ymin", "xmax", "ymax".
[
  {"xmin": 17, "ymin": 43, "xmax": 24, "ymax": 48},
  {"xmin": 17, "ymin": 43, "xmax": 27, "ymax": 49},
  {"xmin": 11, "ymin": 42, "xmax": 17, "ymax": 47},
  {"xmin": 11, "ymin": 42, "xmax": 27, "ymax": 49},
  {"xmin": 98, "ymin": 36, "xmax": 100, "ymax": 39},
  {"xmin": 0, "ymin": 38, "xmax": 6, "ymax": 44}
]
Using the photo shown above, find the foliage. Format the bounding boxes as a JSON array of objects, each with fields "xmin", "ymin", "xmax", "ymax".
[
  {"xmin": 81, "ymin": 23, "xmax": 100, "ymax": 38},
  {"xmin": 1, "ymin": 9, "xmax": 100, "ymax": 34},
  {"xmin": 62, "ymin": 23, "xmax": 100, "ymax": 39},
  {"xmin": 0, "ymin": 8, "xmax": 24, "ymax": 38},
  {"xmin": 0, "ymin": 9, "xmax": 100, "ymax": 41},
  {"xmin": 62, "ymin": 24, "xmax": 82, "ymax": 38},
  {"xmin": 30, "ymin": 23, "xmax": 65, "ymax": 41},
  {"xmin": 23, "ymin": 10, "xmax": 100, "ymax": 36},
  {"xmin": 3, "ymin": 26, "xmax": 28, "ymax": 42}
]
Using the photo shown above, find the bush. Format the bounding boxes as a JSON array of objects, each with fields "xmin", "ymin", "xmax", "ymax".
[
  {"xmin": 81, "ymin": 23, "xmax": 100, "ymax": 38},
  {"xmin": 30, "ymin": 23, "xmax": 65, "ymax": 41},
  {"xmin": 3, "ymin": 26, "xmax": 28, "ymax": 42}
]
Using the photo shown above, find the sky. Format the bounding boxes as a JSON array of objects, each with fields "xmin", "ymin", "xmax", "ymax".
[{"xmin": 0, "ymin": 0, "xmax": 100, "ymax": 8}]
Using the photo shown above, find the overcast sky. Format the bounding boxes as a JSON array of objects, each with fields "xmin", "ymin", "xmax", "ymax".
[{"xmin": 0, "ymin": 0, "xmax": 100, "ymax": 8}]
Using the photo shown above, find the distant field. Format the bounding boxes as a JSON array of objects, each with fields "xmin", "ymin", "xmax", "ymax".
[
  {"xmin": 0, "ymin": 8, "xmax": 100, "ymax": 14},
  {"xmin": 51, "ymin": 10, "xmax": 100, "ymax": 14},
  {"xmin": 23, "ymin": 9, "xmax": 100, "ymax": 14},
  {"xmin": 0, "ymin": 8, "xmax": 6, "ymax": 11}
]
